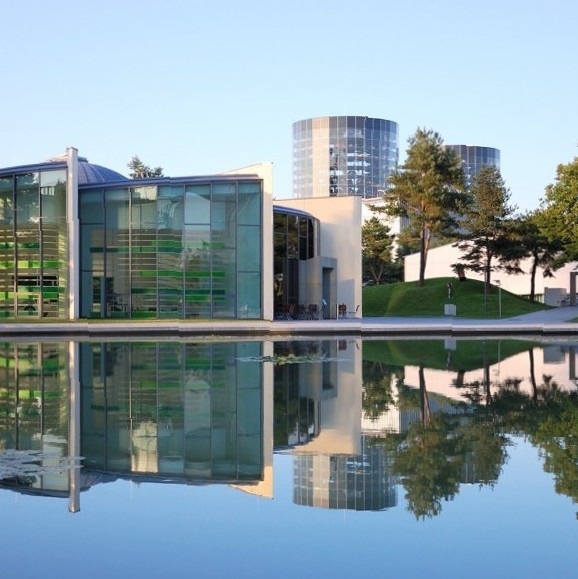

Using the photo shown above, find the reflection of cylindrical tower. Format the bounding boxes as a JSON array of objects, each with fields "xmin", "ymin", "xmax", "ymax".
[
  {"xmin": 444, "ymin": 145, "xmax": 500, "ymax": 188},
  {"xmin": 293, "ymin": 116, "xmax": 399, "ymax": 199},
  {"xmin": 292, "ymin": 435, "xmax": 397, "ymax": 511}
]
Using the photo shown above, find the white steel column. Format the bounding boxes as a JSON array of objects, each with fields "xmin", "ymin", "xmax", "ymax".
[{"xmin": 66, "ymin": 147, "xmax": 79, "ymax": 319}]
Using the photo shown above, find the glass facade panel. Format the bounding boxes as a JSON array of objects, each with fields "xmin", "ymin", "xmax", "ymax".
[
  {"xmin": 237, "ymin": 182, "xmax": 261, "ymax": 226},
  {"xmin": 184, "ymin": 185, "xmax": 210, "ymax": 224},
  {"xmin": 0, "ymin": 177, "xmax": 13, "ymax": 225},
  {"xmin": 0, "ymin": 178, "xmax": 14, "ymax": 317},
  {"xmin": 104, "ymin": 189, "xmax": 130, "ymax": 317},
  {"xmin": 237, "ymin": 271, "xmax": 261, "ymax": 317},
  {"xmin": 445, "ymin": 145, "xmax": 501, "ymax": 189},
  {"xmin": 78, "ymin": 177, "xmax": 262, "ymax": 320},
  {"xmin": 293, "ymin": 116, "xmax": 398, "ymax": 199},
  {"xmin": 184, "ymin": 224, "xmax": 211, "ymax": 318},
  {"xmin": 157, "ymin": 186, "xmax": 184, "ymax": 317},
  {"xmin": 130, "ymin": 187, "xmax": 158, "ymax": 317},
  {"xmin": 39, "ymin": 170, "xmax": 66, "ymax": 225},
  {"xmin": 79, "ymin": 189, "xmax": 104, "ymax": 224},
  {"xmin": 237, "ymin": 225, "xmax": 260, "ymax": 271},
  {"xmin": 0, "ymin": 169, "xmax": 70, "ymax": 318},
  {"xmin": 272, "ymin": 208, "xmax": 319, "ymax": 315},
  {"xmin": 15, "ymin": 174, "xmax": 40, "ymax": 316}
]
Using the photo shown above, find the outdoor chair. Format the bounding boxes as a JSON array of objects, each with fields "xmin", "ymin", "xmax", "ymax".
[
  {"xmin": 278, "ymin": 304, "xmax": 295, "ymax": 320},
  {"xmin": 308, "ymin": 304, "xmax": 321, "ymax": 319},
  {"xmin": 347, "ymin": 305, "xmax": 360, "ymax": 318}
]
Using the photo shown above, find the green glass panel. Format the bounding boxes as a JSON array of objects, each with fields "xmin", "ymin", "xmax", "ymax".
[
  {"xmin": 15, "ymin": 173, "xmax": 39, "ymax": 227},
  {"xmin": 0, "ymin": 177, "xmax": 13, "ymax": 226}
]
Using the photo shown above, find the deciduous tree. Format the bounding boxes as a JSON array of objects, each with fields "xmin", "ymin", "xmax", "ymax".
[{"xmin": 540, "ymin": 156, "xmax": 578, "ymax": 261}]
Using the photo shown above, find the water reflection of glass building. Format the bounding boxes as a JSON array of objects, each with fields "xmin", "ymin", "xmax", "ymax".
[
  {"xmin": 0, "ymin": 340, "xmax": 266, "ymax": 509},
  {"xmin": 80, "ymin": 341, "xmax": 264, "ymax": 481},
  {"xmin": 293, "ymin": 116, "xmax": 399, "ymax": 199},
  {"xmin": 292, "ymin": 436, "xmax": 397, "ymax": 511},
  {"xmin": 444, "ymin": 145, "xmax": 500, "ymax": 188}
]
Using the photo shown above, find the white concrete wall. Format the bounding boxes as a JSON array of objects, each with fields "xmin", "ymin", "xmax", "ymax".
[
  {"xmin": 277, "ymin": 196, "xmax": 362, "ymax": 317},
  {"xmin": 405, "ymin": 241, "xmax": 578, "ymax": 302}
]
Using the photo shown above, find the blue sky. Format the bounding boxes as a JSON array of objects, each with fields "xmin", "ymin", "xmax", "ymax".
[{"xmin": 2, "ymin": 0, "xmax": 577, "ymax": 211}]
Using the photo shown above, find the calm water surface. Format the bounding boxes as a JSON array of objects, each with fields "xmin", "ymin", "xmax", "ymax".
[{"xmin": 1, "ymin": 337, "xmax": 578, "ymax": 578}]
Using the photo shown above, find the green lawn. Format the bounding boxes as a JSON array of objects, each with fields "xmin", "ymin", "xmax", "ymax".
[
  {"xmin": 362, "ymin": 338, "xmax": 536, "ymax": 371},
  {"xmin": 362, "ymin": 277, "xmax": 549, "ymax": 318}
]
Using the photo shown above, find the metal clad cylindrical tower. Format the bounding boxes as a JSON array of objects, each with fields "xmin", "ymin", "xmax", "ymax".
[{"xmin": 293, "ymin": 116, "xmax": 398, "ymax": 199}]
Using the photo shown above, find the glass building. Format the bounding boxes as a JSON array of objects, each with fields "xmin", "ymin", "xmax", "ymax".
[
  {"xmin": 293, "ymin": 116, "xmax": 399, "ymax": 199},
  {"xmin": 0, "ymin": 149, "xmax": 361, "ymax": 321},
  {"xmin": 273, "ymin": 206, "xmax": 320, "ymax": 316},
  {"xmin": 80, "ymin": 176, "xmax": 263, "ymax": 320},
  {"xmin": 0, "ymin": 150, "xmax": 267, "ymax": 320},
  {"xmin": 0, "ymin": 162, "xmax": 69, "ymax": 318},
  {"xmin": 444, "ymin": 145, "xmax": 501, "ymax": 188}
]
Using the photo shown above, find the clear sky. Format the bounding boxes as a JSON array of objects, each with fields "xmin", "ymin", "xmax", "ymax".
[{"xmin": 2, "ymin": 0, "xmax": 577, "ymax": 211}]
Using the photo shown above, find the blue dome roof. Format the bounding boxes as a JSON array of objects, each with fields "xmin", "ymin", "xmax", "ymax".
[{"xmin": 78, "ymin": 159, "xmax": 128, "ymax": 185}]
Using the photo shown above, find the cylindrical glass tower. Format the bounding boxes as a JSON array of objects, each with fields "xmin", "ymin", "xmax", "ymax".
[
  {"xmin": 292, "ymin": 116, "xmax": 398, "ymax": 199},
  {"xmin": 444, "ymin": 145, "xmax": 501, "ymax": 188}
]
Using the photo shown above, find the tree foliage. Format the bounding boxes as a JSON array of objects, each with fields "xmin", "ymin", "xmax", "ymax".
[
  {"xmin": 383, "ymin": 128, "xmax": 466, "ymax": 287},
  {"xmin": 510, "ymin": 210, "xmax": 564, "ymax": 301},
  {"xmin": 362, "ymin": 217, "xmax": 397, "ymax": 284},
  {"xmin": 454, "ymin": 166, "xmax": 520, "ymax": 291},
  {"xmin": 127, "ymin": 155, "xmax": 164, "ymax": 179},
  {"xmin": 362, "ymin": 361, "xmax": 400, "ymax": 420},
  {"xmin": 540, "ymin": 156, "xmax": 578, "ymax": 261}
]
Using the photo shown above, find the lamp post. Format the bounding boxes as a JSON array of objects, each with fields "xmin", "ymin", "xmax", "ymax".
[{"xmin": 496, "ymin": 280, "xmax": 502, "ymax": 318}]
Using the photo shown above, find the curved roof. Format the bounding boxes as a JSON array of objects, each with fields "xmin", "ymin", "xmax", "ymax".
[
  {"xmin": 273, "ymin": 204, "xmax": 317, "ymax": 221},
  {"xmin": 78, "ymin": 160, "xmax": 128, "ymax": 185}
]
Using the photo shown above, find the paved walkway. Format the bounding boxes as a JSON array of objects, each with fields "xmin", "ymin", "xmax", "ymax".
[
  {"xmin": 1, "ymin": 306, "xmax": 578, "ymax": 338},
  {"xmin": 361, "ymin": 305, "xmax": 578, "ymax": 335}
]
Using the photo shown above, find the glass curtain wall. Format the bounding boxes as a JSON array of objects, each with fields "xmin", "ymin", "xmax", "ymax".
[
  {"xmin": 273, "ymin": 209, "xmax": 318, "ymax": 315},
  {"xmin": 0, "ymin": 169, "xmax": 67, "ymax": 318},
  {"xmin": 79, "ymin": 180, "xmax": 262, "ymax": 319},
  {"xmin": 293, "ymin": 116, "xmax": 398, "ymax": 199},
  {"xmin": 444, "ymin": 145, "xmax": 501, "ymax": 189}
]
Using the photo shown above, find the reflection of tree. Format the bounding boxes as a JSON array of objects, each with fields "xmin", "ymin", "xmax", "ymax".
[
  {"xmin": 389, "ymin": 367, "xmax": 508, "ymax": 519},
  {"xmin": 364, "ymin": 342, "xmax": 578, "ymax": 519},
  {"xmin": 362, "ymin": 361, "xmax": 400, "ymax": 420},
  {"xmin": 393, "ymin": 415, "xmax": 462, "ymax": 519},
  {"xmin": 531, "ymin": 396, "xmax": 578, "ymax": 507}
]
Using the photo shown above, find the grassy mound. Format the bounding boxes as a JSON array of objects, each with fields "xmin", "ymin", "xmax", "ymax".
[{"xmin": 362, "ymin": 277, "xmax": 549, "ymax": 318}]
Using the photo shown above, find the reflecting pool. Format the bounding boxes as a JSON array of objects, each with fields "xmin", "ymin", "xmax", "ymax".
[{"xmin": 2, "ymin": 337, "xmax": 578, "ymax": 578}]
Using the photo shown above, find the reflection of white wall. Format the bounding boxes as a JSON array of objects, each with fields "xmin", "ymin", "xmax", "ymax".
[
  {"xmin": 403, "ymin": 345, "xmax": 578, "ymax": 401},
  {"xmin": 296, "ymin": 338, "xmax": 362, "ymax": 455},
  {"xmin": 404, "ymin": 242, "xmax": 578, "ymax": 302}
]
